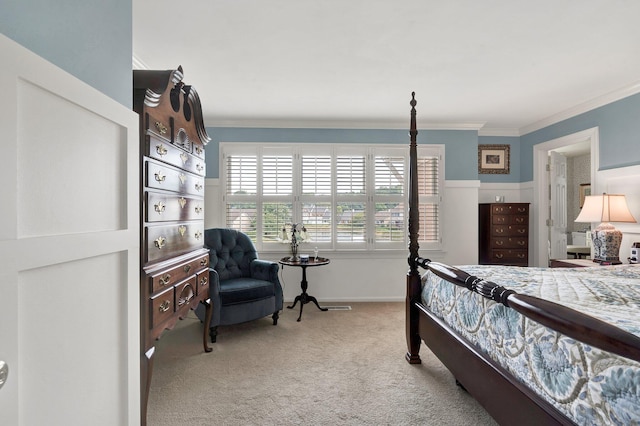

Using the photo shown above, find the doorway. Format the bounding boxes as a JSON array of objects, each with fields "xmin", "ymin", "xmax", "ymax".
[{"xmin": 532, "ymin": 127, "xmax": 599, "ymax": 267}]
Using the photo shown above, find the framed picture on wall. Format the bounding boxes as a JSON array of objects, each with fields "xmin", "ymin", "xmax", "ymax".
[
  {"xmin": 478, "ymin": 144, "xmax": 510, "ymax": 174},
  {"xmin": 579, "ymin": 183, "xmax": 591, "ymax": 208}
]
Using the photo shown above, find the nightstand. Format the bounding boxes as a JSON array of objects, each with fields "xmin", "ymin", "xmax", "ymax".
[{"xmin": 549, "ymin": 259, "xmax": 598, "ymax": 268}]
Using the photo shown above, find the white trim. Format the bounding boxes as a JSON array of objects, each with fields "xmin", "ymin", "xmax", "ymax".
[
  {"xmin": 521, "ymin": 81, "xmax": 640, "ymax": 136},
  {"xmin": 446, "ymin": 180, "xmax": 481, "ymax": 188},
  {"xmin": 205, "ymin": 118, "xmax": 486, "ymax": 131},
  {"xmin": 478, "ymin": 128, "xmax": 521, "ymax": 137}
]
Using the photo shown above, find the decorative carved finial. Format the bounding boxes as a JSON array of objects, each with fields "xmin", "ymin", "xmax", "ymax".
[{"xmin": 410, "ymin": 91, "xmax": 417, "ymax": 109}]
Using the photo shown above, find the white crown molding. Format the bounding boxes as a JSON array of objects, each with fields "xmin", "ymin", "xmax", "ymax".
[
  {"xmin": 132, "ymin": 55, "xmax": 149, "ymax": 70},
  {"xmin": 478, "ymin": 128, "xmax": 520, "ymax": 137},
  {"xmin": 204, "ymin": 117, "xmax": 486, "ymax": 131},
  {"xmin": 520, "ymin": 81, "xmax": 640, "ymax": 136}
]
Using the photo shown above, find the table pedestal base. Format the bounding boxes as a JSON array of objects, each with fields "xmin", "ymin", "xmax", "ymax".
[{"xmin": 288, "ymin": 292, "xmax": 328, "ymax": 321}]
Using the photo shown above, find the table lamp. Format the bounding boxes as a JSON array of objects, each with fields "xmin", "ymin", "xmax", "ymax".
[{"xmin": 575, "ymin": 193, "xmax": 636, "ymax": 264}]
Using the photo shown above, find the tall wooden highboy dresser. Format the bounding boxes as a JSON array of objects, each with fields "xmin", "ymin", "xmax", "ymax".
[
  {"xmin": 479, "ymin": 203, "xmax": 530, "ymax": 266},
  {"xmin": 133, "ymin": 66, "xmax": 212, "ymax": 424}
]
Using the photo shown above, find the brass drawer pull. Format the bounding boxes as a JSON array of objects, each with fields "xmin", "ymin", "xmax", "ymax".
[
  {"xmin": 200, "ymin": 258, "xmax": 208, "ymax": 266},
  {"xmin": 154, "ymin": 236, "xmax": 166, "ymax": 249},
  {"xmin": 159, "ymin": 274, "xmax": 171, "ymax": 287},
  {"xmin": 180, "ymin": 152, "xmax": 189, "ymax": 164},
  {"xmin": 200, "ymin": 276, "xmax": 208, "ymax": 286},
  {"xmin": 195, "ymin": 182, "xmax": 203, "ymax": 191},
  {"xmin": 495, "ymin": 253, "xmax": 504, "ymax": 259},
  {"xmin": 195, "ymin": 145, "xmax": 203, "ymax": 155},
  {"xmin": 154, "ymin": 201, "xmax": 165, "ymax": 214},
  {"xmin": 154, "ymin": 171, "xmax": 166, "ymax": 183},
  {"xmin": 156, "ymin": 144, "xmax": 167, "ymax": 156},
  {"xmin": 196, "ymin": 163, "xmax": 204, "ymax": 172},
  {"xmin": 495, "ymin": 240, "xmax": 504, "ymax": 246},
  {"xmin": 195, "ymin": 230, "xmax": 202, "ymax": 240},
  {"xmin": 179, "ymin": 173, "xmax": 187, "ymax": 184},
  {"xmin": 517, "ymin": 241, "xmax": 526, "ymax": 246},
  {"xmin": 195, "ymin": 205, "xmax": 203, "ymax": 214},
  {"xmin": 184, "ymin": 264, "xmax": 192, "ymax": 274},
  {"xmin": 159, "ymin": 300, "xmax": 171, "ymax": 313},
  {"xmin": 178, "ymin": 225, "xmax": 187, "ymax": 236},
  {"xmin": 155, "ymin": 121, "xmax": 168, "ymax": 135},
  {"xmin": 179, "ymin": 197, "xmax": 187, "ymax": 208}
]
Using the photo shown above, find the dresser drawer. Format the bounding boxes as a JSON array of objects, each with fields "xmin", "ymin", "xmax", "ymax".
[
  {"xmin": 148, "ymin": 252, "xmax": 209, "ymax": 294},
  {"xmin": 492, "ymin": 204, "xmax": 529, "ymax": 215},
  {"xmin": 196, "ymin": 268, "xmax": 210, "ymax": 297},
  {"xmin": 145, "ymin": 159, "xmax": 205, "ymax": 196},
  {"xmin": 150, "ymin": 286, "xmax": 174, "ymax": 329},
  {"xmin": 145, "ymin": 222, "xmax": 205, "ymax": 263},
  {"xmin": 492, "ymin": 215, "xmax": 528, "ymax": 225},
  {"xmin": 145, "ymin": 191, "xmax": 204, "ymax": 223},
  {"xmin": 146, "ymin": 135, "xmax": 206, "ymax": 176},
  {"xmin": 491, "ymin": 225, "xmax": 528, "ymax": 236},
  {"xmin": 491, "ymin": 237, "xmax": 528, "ymax": 249},
  {"xmin": 489, "ymin": 249, "xmax": 528, "ymax": 264}
]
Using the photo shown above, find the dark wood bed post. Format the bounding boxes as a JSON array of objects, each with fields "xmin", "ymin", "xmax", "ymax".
[{"xmin": 405, "ymin": 92, "xmax": 422, "ymax": 364}]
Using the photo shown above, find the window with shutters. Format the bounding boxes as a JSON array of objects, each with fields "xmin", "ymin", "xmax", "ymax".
[{"xmin": 221, "ymin": 143, "xmax": 443, "ymax": 252}]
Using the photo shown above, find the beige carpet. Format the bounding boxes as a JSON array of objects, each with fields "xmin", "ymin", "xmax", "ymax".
[{"xmin": 147, "ymin": 302, "xmax": 498, "ymax": 425}]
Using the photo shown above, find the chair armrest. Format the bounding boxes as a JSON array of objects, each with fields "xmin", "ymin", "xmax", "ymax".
[
  {"xmin": 208, "ymin": 267, "xmax": 221, "ymax": 296},
  {"xmin": 250, "ymin": 259, "xmax": 279, "ymax": 283}
]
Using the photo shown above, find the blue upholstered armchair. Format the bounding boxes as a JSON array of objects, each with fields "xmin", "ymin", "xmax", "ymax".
[{"xmin": 194, "ymin": 228, "xmax": 283, "ymax": 342}]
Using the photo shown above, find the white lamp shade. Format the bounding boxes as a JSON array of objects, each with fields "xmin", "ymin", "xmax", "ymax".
[{"xmin": 575, "ymin": 194, "xmax": 636, "ymax": 224}]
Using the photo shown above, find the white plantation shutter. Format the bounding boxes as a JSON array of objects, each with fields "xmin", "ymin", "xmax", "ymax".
[
  {"xmin": 372, "ymin": 149, "xmax": 406, "ymax": 247},
  {"xmin": 220, "ymin": 143, "xmax": 443, "ymax": 251},
  {"xmin": 301, "ymin": 153, "xmax": 332, "ymax": 242},
  {"xmin": 302, "ymin": 155, "xmax": 331, "ymax": 195},
  {"xmin": 224, "ymin": 152, "xmax": 258, "ymax": 239},
  {"xmin": 226, "ymin": 154, "xmax": 257, "ymax": 195},
  {"xmin": 336, "ymin": 155, "xmax": 365, "ymax": 194},
  {"xmin": 335, "ymin": 151, "xmax": 367, "ymax": 247},
  {"xmin": 263, "ymin": 154, "xmax": 292, "ymax": 195},
  {"xmin": 417, "ymin": 147, "xmax": 442, "ymax": 248}
]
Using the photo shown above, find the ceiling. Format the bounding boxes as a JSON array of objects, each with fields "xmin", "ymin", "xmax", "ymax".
[{"xmin": 132, "ymin": 1, "xmax": 640, "ymax": 135}]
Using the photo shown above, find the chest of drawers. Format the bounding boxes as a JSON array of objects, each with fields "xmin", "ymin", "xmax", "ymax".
[
  {"xmin": 479, "ymin": 203, "xmax": 530, "ymax": 266},
  {"xmin": 133, "ymin": 66, "xmax": 212, "ymax": 424}
]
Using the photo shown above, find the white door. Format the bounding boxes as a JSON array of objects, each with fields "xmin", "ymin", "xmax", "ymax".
[
  {"xmin": 549, "ymin": 151, "xmax": 568, "ymax": 260},
  {"xmin": 0, "ymin": 35, "xmax": 140, "ymax": 425}
]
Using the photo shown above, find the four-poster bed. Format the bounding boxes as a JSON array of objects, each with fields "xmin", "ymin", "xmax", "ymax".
[{"xmin": 404, "ymin": 93, "xmax": 640, "ymax": 425}]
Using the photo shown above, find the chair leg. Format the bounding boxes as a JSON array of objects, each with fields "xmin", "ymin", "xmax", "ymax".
[
  {"xmin": 209, "ymin": 326, "xmax": 218, "ymax": 343},
  {"xmin": 272, "ymin": 311, "xmax": 279, "ymax": 325}
]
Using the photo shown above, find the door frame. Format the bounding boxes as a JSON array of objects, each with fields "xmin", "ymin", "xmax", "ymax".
[{"xmin": 532, "ymin": 127, "xmax": 599, "ymax": 267}]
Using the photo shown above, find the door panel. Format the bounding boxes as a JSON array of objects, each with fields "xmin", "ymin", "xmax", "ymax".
[
  {"xmin": 549, "ymin": 151, "xmax": 568, "ymax": 260},
  {"xmin": 0, "ymin": 34, "xmax": 140, "ymax": 425}
]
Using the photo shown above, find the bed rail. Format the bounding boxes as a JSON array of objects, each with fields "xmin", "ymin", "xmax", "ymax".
[{"xmin": 414, "ymin": 257, "xmax": 640, "ymax": 364}]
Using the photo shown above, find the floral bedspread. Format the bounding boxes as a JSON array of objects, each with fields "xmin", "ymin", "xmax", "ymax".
[{"xmin": 420, "ymin": 263, "xmax": 640, "ymax": 425}]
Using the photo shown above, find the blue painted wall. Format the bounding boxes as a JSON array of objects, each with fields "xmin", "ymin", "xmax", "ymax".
[
  {"xmin": 0, "ymin": 0, "xmax": 132, "ymax": 107},
  {"xmin": 520, "ymin": 93, "xmax": 640, "ymax": 181},
  {"xmin": 205, "ymin": 127, "xmax": 478, "ymax": 180}
]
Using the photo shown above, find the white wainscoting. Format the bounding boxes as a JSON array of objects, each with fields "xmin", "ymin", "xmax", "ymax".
[{"xmin": 0, "ymin": 34, "xmax": 139, "ymax": 425}]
